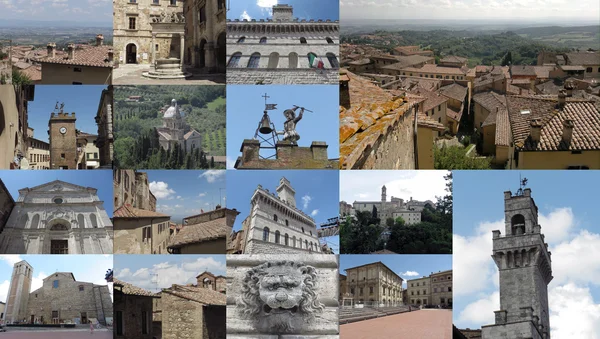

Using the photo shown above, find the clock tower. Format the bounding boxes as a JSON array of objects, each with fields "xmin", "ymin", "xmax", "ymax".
[{"xmin": 48, "ymin": 105, "xmax": 77, "ymax": 169}]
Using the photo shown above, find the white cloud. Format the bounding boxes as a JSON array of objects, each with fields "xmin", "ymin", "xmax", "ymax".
[
  {"xmin": 0, "ymin": 280, "xmax": 9, "ymax": 303},
  {"xmin": 550, "ymin": 283, "xmax": 600, "ymax": 339},
  {"xmin": 226, "ymin": 156, "xmax": 236, "ymax": 169},
  {"xmin": 551, "ymin": 230, "xmax": 600, "ymax": 286},
  {"xmin": 31, "ymin": 271, "xmax": 47, "ymax": 292},
  {"xmin": 257, "ymin": 0, "xmax": 277, "ymax": 8},
  {"xmin": 199, "ymin": 170, "xmax": 225, "ymax": 183},
  {"xmin": 302, "ymin": 194, "xmax": 312, "ymax": 209},
  {"xmin": 0, "ymin": 255, "xmax": 23, "ymax": 266},
  {"xmin": 311, "ymin": 209, "xmax": 319, "ymax": 217},
  {"xmin": 400, "ymin": 270, "xmax": 420, "ymax": 277},
  {"xmin": 240, "ymin": 10, "xmax": 251, "ymax": 20},
  {"xmin": 149, "ymin": 181, "xmax": 176, "ymax": 199},
  {"xmin": 176, "ymin": 196, "xmax": 182, "ymax": 200},
  {"xmin": 457, "ymin": 291, "xmax": 499, "ymax": 326},
  {"xmin": 199, "ymin": 192, "xmax": 207, "ymax": 197},
  {"xmin": 538, "ymin": 207, "xmax": 574, "ymax": 244}
]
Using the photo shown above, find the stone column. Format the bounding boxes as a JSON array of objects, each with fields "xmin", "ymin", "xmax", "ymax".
[
  {"xmin": 180, "ymin": 33, "xmax": 185, "ymax": 71},
  {"xmin": 151, "ymin": 33, "xmax": 156, "ymax": 66},
  {"xmin": 205, "ymin": 42, "xmax": 215, "ymax": 72}
]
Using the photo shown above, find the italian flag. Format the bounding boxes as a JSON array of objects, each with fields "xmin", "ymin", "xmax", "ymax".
[{"xmin": 309, "ymin": 54, "xmax": 324, "ymax": 69}]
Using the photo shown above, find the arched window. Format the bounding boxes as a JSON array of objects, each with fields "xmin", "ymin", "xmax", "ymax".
[
  {"xmin": 307, "ymin": 52, "xmax": 317, "ymax": 68},
  {"xmin": 326, "ymin": 37, "xmax": 334, "ymax": 44},
  {"xmin": 259, "ymin": 37, "xmax": 267, "ymax": 44},
  {"xmin": 227, "ymin": 52, "xmax": 241, "ymax": 67},
  {"xmin": 302, "ymin": 227, "xmax": 305, "ymax": 233},
  {"xmin": 511, "ymin": 214, "xmax": 526, "ymax": 235},
  {"xmin": 237, "ymin": 36, "xmax": 245, "ymax": 43},
  {"xmin": 285, "ymin": 219, "xmax": 289, "ymax": 226},
  {"xmin": 300, "ymin": 37, "xmax": 307, "ymax": 44},
  {"xmin": 90, "ymin": 214, "xmax": 98, "ymax": 228},
  {"xmin": 20, "ymin": 214, "xmax": 29, "ymax": 227},
  {"xmin": 77, "ymin": 214, "xmax": 85, "ymax": 228},
  {"xmin": 327, "ymin": 53, "xmax": 339, "ymax": 68},
  {"xmin": 305, "ymin": 240, "xmax": 308, "ymax": 249},
  {"xmin": 299, "ymin": 239, "xmax": 302, "ymax": 249},
  {"xmin": 310, "ymin": 230, "xmax": 313, "ymax": 236},
  {"xmin": 247, "ymin": 53, "xmax": 260, "ymax": 68},
  {"xmin": 285, "ymin": 233, "xmax": 289, "ymax": 246},
  {"xmin": 268, "ymin": 52, "xmax": 279, "ymax": 68},
  {"xmin": 273, "ymin": 214, "xmax": 278, "ymax": 222},
  {"xmin": 275, "ymin": 231, "xmax": 280, "ymax": 244},
  {"xmin": 288, "ymin": 52, "xmax": 298, "ymax": 69},
  {"xmin": 263, "ymin": 227, "xmax": 270, "ymax": 241},
  {"xmin": 31, "ymin": 214, "xmax": 40, "ymax": 229}
]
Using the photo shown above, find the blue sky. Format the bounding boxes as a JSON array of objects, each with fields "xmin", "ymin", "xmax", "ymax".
[
  {"xmin": 0, "ymin": 254, "xmax": 113, "ymax": 303},
  {"xmin": 144, "ymin": 170, "xmax": 226, "ymax": 224},
  {"xmin": 340, "ymin": 0, "xmax": 600, "ymax": 21},
  {"xmin": 340, "ymin": 254, "xmax": 452, "ymax": 289},
  {"xmin": 28, "ymin": 85, "xmax": 108, "ymax": 143},
  {"xmin": 226, "ymin": 85, "xmax": 339, "ymax": 168},
  {"xmin": 0, "ymin": 0, "xmax": 112, "ymax": 25},
  {"xmin": 0, "ymin": 170, "xmax": 113, "ymax": 216},
  {"xmin": 114, "ymin": 254, "xmax": 226, "ymax": 293},
  {"xmin": 229, "ymin": 0, "xmax": 339, "ymax": 21},
  {"xmin": 453, "ymin": 170, "xmax": 600, "ymax": 338},
  {"xmin": 226, "ymin": 170, "xmax": 339, "ymax": 253}
]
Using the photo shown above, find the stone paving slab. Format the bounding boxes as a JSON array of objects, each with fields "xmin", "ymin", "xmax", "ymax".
[{"xmin": 340, "ymin": 309, "xmax": 452, "ymax": 339}]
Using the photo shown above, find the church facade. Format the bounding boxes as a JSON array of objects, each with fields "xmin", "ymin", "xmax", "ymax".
[
  {"xmin": 352, "ymin": 186, "xmax": 433, "ymax": 225},
  {"xmin": 0, "ymin": 180, "xmax": 113, "ymax": 254},
  {"xmin": 156, "ymin": 99, "xmax": 202, "ymax": 152}
]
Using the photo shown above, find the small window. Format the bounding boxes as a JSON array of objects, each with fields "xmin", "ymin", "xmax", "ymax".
[
  {"xmin": 302, "ymin": 227, "xmax": 305, "ymax": 233},
  {"xmin": 74, "ymin": 67, "xmax": 82, "ymax": 72},
  {"xmin": 79, "ymin": 285, "xmax": 84, "ymax": 291},
  {"xmin": 586, "ymin": 67, "xmax": 592, "ymax": 73},
  {"xmin": 326, "ymin": 37, "xmax": 334, "ymax": 44},
  {"xmin": 262, "ymin": 227, "xmax": 269, "ymax": 241},
  {"xmin": 153, "ymin": 0, "xmax": 158, "ymax": 3},
  {"xmin": 128, "ymin": 17, "xmax": 136, "ymax": 30},
  {"xmin": 227, "ymin": 52, "xmax": 241, "ymax": 67},
  {"xmin": 273, "ymin": 214, "xmax": 278, "ymax": 222},
  {"xmin": 170, "ymin": 0, "xmax": 176, "ymax": 5},
  {"xmin": 259, "ymin": 37, "xmax": 267, "ymax": 44},
  {"xmin": 247, "ymin": 53, "xmax": 260, "ymax": 68},
  {"xmin": 300, "ymin": 37, "xmax": 307, "ymax": 44},
  {"xmin": 285, "ymin": 219, "xmax": 289, "ymax": 226},
  {"xmin": 60, "ymin": 153, "xmax": 65, "ymax": 159},
  {"xmin": 237, "ymin": 37, "xmax": 245, "ymax": 43},
  {"xmin": 53, "ymin": 280, "xmax": 59, "ymax": 288},
  {"xmin": 54, "ymin": 198, "xmax": 63, "ymax": 204}
]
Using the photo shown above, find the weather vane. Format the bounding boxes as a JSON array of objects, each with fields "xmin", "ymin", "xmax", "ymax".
[{"xmin": 516, "ymin": 174, "xmax": 528, "ymax": 196}]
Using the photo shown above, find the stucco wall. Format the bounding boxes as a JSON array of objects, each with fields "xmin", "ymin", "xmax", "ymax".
[{"xmin": 41, "ymin": 64, "xmax": 111, "ymax": 85}]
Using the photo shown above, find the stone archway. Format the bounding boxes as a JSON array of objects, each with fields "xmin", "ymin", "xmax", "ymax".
[
  {"xmin": 216, "ymin": 32, "xmax": 226, "ymax": 73},
  {"xmin": 198, "ymin": 39, "xmax": 207, "ymax": 68},
  {"xmin": 125, "ymin": 43, "xmax": 137, "ymax": 64}
]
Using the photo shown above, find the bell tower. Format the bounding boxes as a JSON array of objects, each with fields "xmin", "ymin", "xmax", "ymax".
[
  {"xmin": 381, "ymin": 185, "xmax": 387, "ymax": 202},
  {"xmin": 48, "ymin": 103, "xmax": 77, "ymax": 169},
  {"xmin": 482, "ymin": 186, "xmax": 553, "ymax": 339},
  {"xmin": 276, "ymin": 177, "xmax": 296, "ymax": 208},
  {"xmin": 4, "ymin": 260, "xmax": 33, "ymax": 324}
]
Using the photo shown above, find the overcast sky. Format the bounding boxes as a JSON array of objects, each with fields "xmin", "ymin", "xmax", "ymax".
[
  {"xmin": 341, "ymin": 0, "xmax": 600, "ymax": 21},
  {"xmin": 0, "ymin": 0, "xmax": 112, "ymax": 24},
  {"xmin": 340, "ymin": 170, "xmax": 449, "ymax": 204}
]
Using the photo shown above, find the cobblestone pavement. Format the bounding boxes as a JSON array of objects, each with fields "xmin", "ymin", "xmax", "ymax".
[
  {"xmin": 0, "ymin": 329, "xmax": 112, "ymax": 338},
  {"xmin": 113, "ymin": 64, "xmax": 225, "ymax": 85},
  {"xmin": 340, "ymin": 309, "xmax": 452, "ymax": 339}
]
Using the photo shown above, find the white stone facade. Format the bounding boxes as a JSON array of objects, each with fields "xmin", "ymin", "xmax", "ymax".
[
  {"xmin": 226, "ymin": 4, "xmax": 339, "ymax": 84},
  {"xmin": 156, "ymin": 99, "xmax": 202, "ymax": 152},
  {"xmin": 242, "ymin": 178, "xmax": 321, "ymax": 254},
  {"xmin": 352, "ymin": 186, "xmax": 432, "ymax": 225},
  {"xmin": 0, "ymin": 180, "xmax": 113, "ymax": 254},
  {"xmin": 392, "ymin": 210, "xmax": 421, "ymax": 225}
]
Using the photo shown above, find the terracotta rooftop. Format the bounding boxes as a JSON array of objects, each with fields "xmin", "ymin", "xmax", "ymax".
[
  {"xmin": 473, "ymin": 92, "xmax": 507, "ymax": 126},
  {"xmin": 37, "ymin": 45, "xmax": 113, "ymax": 68},
  {"xmin": 20, "ymin": 65, "xmax": 41, "ymax": 82},
  {"xmin": 565, "ymin": 52, "xmax": 600, "ymax": 66},
  {"xmin": 408, "ymin": 88, "xmax": 448, "ymax": 113},
  {"xmin": 348, "ymin": 58, "xmax": 372, "ymax": 65},
  {"xmin": 169, "ymin": 217, "xmax": 229, "ymax": 249},
  {"xmin": 440, "ymin": 55, "xmax": 467, "ymax": 64},
  {"xmin": 387, "ymin": 76, "xmax": 441, "ymax": 92},
  {"xmin": 381, "ymin": 55, "xmax": 435, "ymax": 70},
  {"xmin": 506, "ymin": 95, "xmax": 600, "ymax": 151},
  {"xmin": 533, "ymin": 65, "xmax": 555, "ymax": 79},
  {"xmin": 114, "ymin": 278, "xmax": 157, "ymax": 297},
  {"xmin": 339, "ymin": 70, "xmax": 418, "ymax": 168},
  {"xmin": 439, "ymin": 83, "xmax": 468, "ymax": 102},
  {"xmin": 163, "ymin": 284, "xmax": 226, "ymax": 306},
  {"xmin": 113, "ymin": 204, "xmax": 170, "ymax": 218},
  {"xmin": 474, "ymin": 73, "xmax": 505, "ymax": 88},
  {"xmin": 401, "ymin": 63, "xmax": 467, "ymax": 76},
  {"xmin": 446, "ymin": 107, "xmax": 461, "ymax": 122},
  {"xmin": 510, "ymin": 65, "xmax": 536, "ymax": 77}
]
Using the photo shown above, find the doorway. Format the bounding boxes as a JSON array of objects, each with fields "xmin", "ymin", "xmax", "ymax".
[
  {"xmin": 51, "ymin": 240, "xmax": 68, "ymax": 254},
  {"xmin": 126, "ymin": 43, "xmax": 137, "ymax": 64},
  {"xmin": 30, "ymin": 315, "xmax": 34, "ymax": 324},
  {"xmin": 81, "ymin": 312, "xmax": 87, "ymax": 324}
]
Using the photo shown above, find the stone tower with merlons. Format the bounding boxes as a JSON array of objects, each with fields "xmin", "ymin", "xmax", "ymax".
[{"xmin": 482, "ymin": 185, "xmax": 553, "ymax": 339}]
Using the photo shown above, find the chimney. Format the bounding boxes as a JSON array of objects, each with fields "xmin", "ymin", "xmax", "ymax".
[
  {"xmin": 519, "ymin": 87, "xmax": 522, "ymax": 95},
  {"xmin": 564, "ymin": 81, "xmax": 574, "ymax": 97},
  {"xmin": 340, "ymin": 72, "xmax": 351, "ymax": 109},
  {"xmin": 47, "ymin": 43, "xmax": 56, "ymax": 58},
  {"xmin": 96, "ymin": 34, "xmax": 104, "ymax": 46},
  {"xmin": 67, "ymin": 43, "xmax": 75, "ymax": 60},
  {"xmin": 108, "ymin": 48, "xmax": 114, "ymax": 62},
  {"xmin": 558, "ymin": 90, "xmax": 566, "ymax": 109},
  {"xmin": 530, "ymin": 118, "xmax": 542, "ymax": 142},
  {"xmin": 562, "ymin": 119, "xmax": 574, "ymax": 144}
]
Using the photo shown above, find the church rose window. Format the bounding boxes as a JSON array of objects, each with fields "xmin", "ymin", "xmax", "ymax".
[{"xmin": 54, "ymin": 198, "xmax": 63, "ymax": 204}]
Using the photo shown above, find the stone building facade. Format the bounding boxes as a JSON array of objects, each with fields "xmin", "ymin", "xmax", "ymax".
[
  {"xmin": 235, "ymin": 139, "xmax": 338, "ymax": 169},
  {"xmin": 28, "ymin": 272, "xmax": 113, "ymax": 325},
  {"xmin": 48, "ymin": 110, "xmax": 77, "ymax": 169},
  {"xmin": 352, "ymin": 186, "xmax": 432, "ymax": 226},
  {"xmin": 95, "ymin": 86, "xmax": 114, "ymax": 168},
  {"xmin": 234, "ymin": 177, "xmax": 322, "ymax": 254},
  {"xmin": 430, "ymin": 270, "xmax": 453, "ymax": 307},
  {"xmin": 113, "ymin": 204, "xmax": 171, "ymax": 254},
  {"xmin": 0, "ymin": 179, "xmax": 15, "ymax": 234},
  {"xmin": 407, "ymin": 276, "xmax": 430, "ymax": 305},
  {"xmin": 156, "ymin": 99, "xmax": 202, "ymax": 152},
  {"xmin": 168, "ymin": 208, "xmax": 239, "ymax": 254},
  {"xmin": 482, "ymin": 188, "xmax": 553, "ymax": 339},
  {"xmin": 113, "ymin": 0, "xmax": 185, "ymax": 66},
  {"xmin": 3, "ymin": 260, "xmax": 33, "ymax": 324},
  {"xmin": 226, "ymin": 4, "xmax": 339, "ymax": 84},
  {"xmin": 196, "ymin": 271, "xmax": 226, "ymax": 294},
  {"xmin": 184, "ymin": 0, "xmax": 227, "ymax": 73},
  {"xmin": 0, "ymin": 180, "xmax": 113, "ymax": 254},
  {"xmin": 226, "ymin": 254, "xmax": 339, "ymax": 338},
  {"xmin": 27, "ymin": 136, "xmax": 50, "ymax": 170},
  {"xmin": 113, "ymin": 169, "xmax": 157, "ymax": 212},
  {"xmin": 114, "ymin": 278, "xmax": 157, "ymax": 339},
  {"xmin": 0, "ymin": 85, "xmax": 34, "ymax": 169},
  {"xmin": 344, "ymin": 261, "xmax": 403, "ymax": 306}
]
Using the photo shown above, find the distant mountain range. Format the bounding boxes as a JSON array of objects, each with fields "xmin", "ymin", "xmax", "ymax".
[{"xmin": 0, "ymin": 18, "xmax": 111, "ymax": 28}]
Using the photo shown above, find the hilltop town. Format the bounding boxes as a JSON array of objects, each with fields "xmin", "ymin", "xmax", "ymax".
[{"xmin": 339, "ymin": 29, "xmax": 600, "ymax": 170}]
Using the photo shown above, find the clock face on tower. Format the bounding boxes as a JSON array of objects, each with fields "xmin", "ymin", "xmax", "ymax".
[{"xmin": 60, "ymin": 127, "xmax": 67, "ymax": 134}]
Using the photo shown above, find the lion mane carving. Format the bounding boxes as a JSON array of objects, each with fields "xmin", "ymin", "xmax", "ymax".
[{"xmin": 237, "ymin": 260, "xmax": 324, "ymax": 333}]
